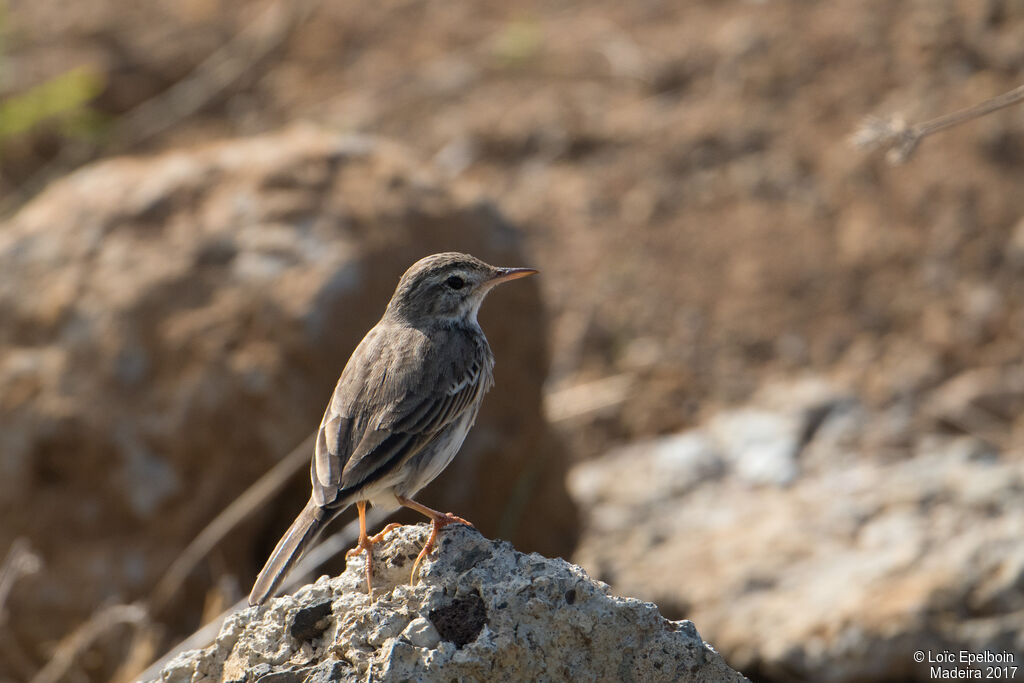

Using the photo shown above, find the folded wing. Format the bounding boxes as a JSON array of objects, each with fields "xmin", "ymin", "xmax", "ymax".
[{"xmin": 311, "ymin": 325, "xmax": 492, "ymax": 507}]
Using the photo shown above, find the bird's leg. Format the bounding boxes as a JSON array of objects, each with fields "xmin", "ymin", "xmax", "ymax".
[
  {"xmin": 345, "ymin": 501, "xmax": 402, "ymax": 595},
  {"xmin": 396, "ymin": 495, "xmax": 474, "ymax": 584}
]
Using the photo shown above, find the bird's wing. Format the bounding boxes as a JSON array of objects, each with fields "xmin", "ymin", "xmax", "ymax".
[{"xmin": 311, "ymin": 324, "xmax": 492, "ymax": 507}]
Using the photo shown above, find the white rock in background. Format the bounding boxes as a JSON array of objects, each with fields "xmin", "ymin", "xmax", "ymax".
[
  {"xmin": 570, "ymin": 381, "xmax": 1024, "ymax": 682},
  {"xmin": 708, "ymin": 408, "xmax": 801, "ymax": 486},
  {"xmin": 568, "ymin": 431, "xmax": 724, "ymax": 507}
]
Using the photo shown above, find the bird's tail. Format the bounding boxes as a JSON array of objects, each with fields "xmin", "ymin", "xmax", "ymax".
[{"xmin": 248, "ymin": 500, "xmax": 336, "ymax": 606}]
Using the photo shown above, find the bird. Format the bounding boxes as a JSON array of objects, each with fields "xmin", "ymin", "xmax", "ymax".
[{"xmin": 248, "ymin": 252, "xmax": 537, "ymax": 606}]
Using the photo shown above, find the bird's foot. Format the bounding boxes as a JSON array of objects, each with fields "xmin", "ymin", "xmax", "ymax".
[
  {"xmin": 346, "ymin": 522, "xmax": 404, "ymax": 595},
  {"xmin": 409, "ymin": 512, "xmax": 473, "ymax": 584}
]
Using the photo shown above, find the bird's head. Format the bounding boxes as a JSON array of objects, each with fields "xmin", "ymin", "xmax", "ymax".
[{"xmin": 385, "ymin": 252, "xmax": 537, "ymax": 326}]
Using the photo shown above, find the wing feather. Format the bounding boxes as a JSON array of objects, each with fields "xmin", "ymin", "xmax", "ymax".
[{"xmin": 311, "ymin": 323, "xmax": 493, "ymax": 506}]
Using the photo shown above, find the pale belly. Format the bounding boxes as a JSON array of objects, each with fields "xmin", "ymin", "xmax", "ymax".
[{"xmin": 357, "ymin": 408, "xmax": 477, "ymax": 511}]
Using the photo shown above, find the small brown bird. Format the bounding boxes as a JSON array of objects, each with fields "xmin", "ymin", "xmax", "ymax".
[{"xmin": 248, "ymin": 252, "xmax": 537, "ymax": 606}]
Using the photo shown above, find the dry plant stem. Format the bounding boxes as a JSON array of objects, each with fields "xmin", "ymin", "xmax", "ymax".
[
  {"xmin": 29, "ymin": 604, "xmax": 148, "ymax": 683},
  {"xmin": 544, "ymin": 372, "xmax": 634, "ymax": 423},
  {"xmin": 936, "ymin": 405, "xmax": 1008, "ymax": 453},
  {"xmin": 0, "ymin": 0, "xmax": 322, "ymax": 219},
  {"xmin": 111, "ymin": 626, "xmax": 161, "ymax": 683},
  {"xmin": 856, "ymin": 83, "xmax": 1024, "ymax": 163},
  {"xmin": 136, "ymin": 508, "xmax": 389, "ymax": 682},
  {"xmin": 0, "ymin": 538, "xmax": 42, "ymax": 624},
  {"xmin": 914, "ymin": 83, "xmax": 1024, "ymax": 140},
  {"xmin": 148, "ymin": 432, "xmax": 316, "ymax": 615},
  {"xmin": 0, "ymin": 539, "xmax": 43, "ymax": 680},
  {"xmin": 119, "ymin": 0, "xmax": 322, "ymax": 146}
]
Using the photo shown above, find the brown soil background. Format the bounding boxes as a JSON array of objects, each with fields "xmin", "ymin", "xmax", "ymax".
[
  {"xmin": 4, "ymin": 0, "xmax": 1024, "ymax": 679},
  {"xmin": 8, "ymin": 0, "xmax": 1024, "ymax": 447}
]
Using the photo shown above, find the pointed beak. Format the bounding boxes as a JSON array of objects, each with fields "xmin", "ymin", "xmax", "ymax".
[{"xmin": 488, "ymin": 267, "xmax": 538, "ymax": 286}]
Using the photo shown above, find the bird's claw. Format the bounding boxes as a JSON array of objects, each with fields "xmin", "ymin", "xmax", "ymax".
[
  {"xmin": 346, "ymin": 522, "xmax": 404, "ymax": 595},
  {"xmin": 409, "ymin": 513, "xmax": 473, "ymax": 585}
]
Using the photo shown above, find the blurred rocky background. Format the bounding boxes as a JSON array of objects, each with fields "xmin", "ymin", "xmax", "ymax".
[{"xmin": 1, "ymin": 0, "xmax": 1024, "ymax": 681}]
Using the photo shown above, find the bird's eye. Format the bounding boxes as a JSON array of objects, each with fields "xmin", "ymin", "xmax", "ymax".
[{"xmin": 445, "ymin": 276, "xmax": 465, "ymax": 290}]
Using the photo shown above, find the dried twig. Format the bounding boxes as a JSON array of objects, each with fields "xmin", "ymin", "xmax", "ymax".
[
  {"xmin": 118, "ymin": 0, "xmax": 323, "ymax": 146},
  {"xmin": 852, "ymin": 83, "xmax": 1024, "ymax": 163},
  {"xmin": 148, "ymin": 432, "xmax": 316, "ymax": 615},
  {"xmin": 139, "ymin": 430, "xmax": 390, "ymax": 679},
  {"xmin": 29, "ymin": 604, "xmax": 148, "ymax": 683},
  {"xmin": 544, "ymin": 373, "xmax": 634, "ymax": 423},
  {"xmin": 0, "ymin": 0, "xmax": 323, "ymax": 219},
  {"xmin": 0, "ymin": 538, "xmax": 42, "ymax": 625},
  {"xmin": 110, "ymin": 625, "xmax": 161, "ymax": 683},
  {"xmin": 0, "ymin": 541, "xmax": 43, "ymax": 682},
  {"xmin": 136, "ymin": 508, "xmax": 387, "ymax": 682}
]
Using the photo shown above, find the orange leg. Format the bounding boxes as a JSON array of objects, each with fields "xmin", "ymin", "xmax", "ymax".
[
  {"xmin": 345, "ymin": 500, "xmax": 402, "ymax": 595},
  {"xmin": 396, "ymin": 495, "xmax": 474, "ymax": 584}
]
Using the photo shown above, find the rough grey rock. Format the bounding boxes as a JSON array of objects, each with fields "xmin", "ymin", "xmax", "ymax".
[{"xmin": 155, "ymin": 524, "xmax": 745, "ymax": 682}]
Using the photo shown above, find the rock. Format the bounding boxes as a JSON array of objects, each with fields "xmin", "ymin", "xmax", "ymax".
[
  {"xmin": 707, "ymin": 408, "xmax": 801, "ymax": 486},
  {"xmin": 569, "ymin": 376, "xmax": 856, "ymax": 507},
  {"xmin": 0, "ymin": 125, "xmax": 577, "ymax": 673},
  {"xmin": 568, "ymin": 431, "xmax": 724, "ymax": 509},
  {"xmin": 152, "ymin": 524, "xmax": 745, "ymax": 682},
  {"xmin": 571, "ymin": 399, "xmax": 1024, "ymax": 682}
]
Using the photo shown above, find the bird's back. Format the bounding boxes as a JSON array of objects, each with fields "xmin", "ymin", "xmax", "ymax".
[{"xmin": 311, "ymin": 319, "xmax": 493, "ymax": 507}]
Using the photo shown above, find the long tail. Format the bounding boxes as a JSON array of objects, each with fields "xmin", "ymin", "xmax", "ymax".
[{"xmin": 248, "ymin": 500, "xmax": 338, "ymax": 606}]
